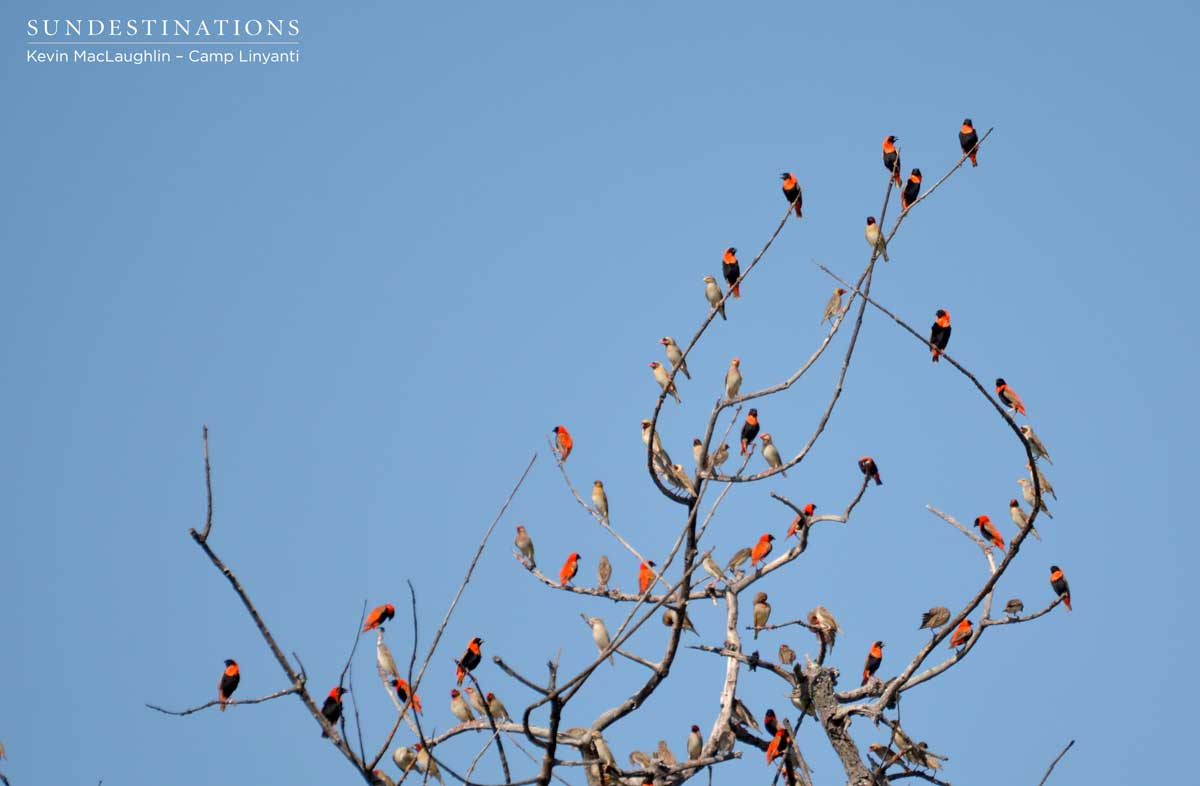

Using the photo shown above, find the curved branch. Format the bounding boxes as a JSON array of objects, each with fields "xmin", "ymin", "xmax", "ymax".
[{"xmin": 145, "ymin": 685, "xmax": 302, "ymax": 716}]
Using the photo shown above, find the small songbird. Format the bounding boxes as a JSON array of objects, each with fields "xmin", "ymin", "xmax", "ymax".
[
  {"xmin": 641, "ymin": 419, "xmax": 673, "ymax": 477},
  {"xmin": 731, "ymin": 696, "xmax": 760, "ymax": 730},
  {"xmin": 703, "ymin": 275, "xmax": 726, "ymax": 320},
  {"xmin": 778, "ymin": 643, "xmax": 796, "ymax": 665},
  {"xmin": 320, "ymin": 686, "xmax": 347, "ymax": 737},
  {"xmin": 650, "ymin": 361, "xmax": 681, "ymax": 404},
  {"xmin": 1018, "ymin": 478, "xmax": 1053, "ymax": 518},
  {"xmin": 1004, "ymin": 598, "xmax": 1024, "ymax": 617},
  {"xmin": 1020, "ymin": 425, "xmax": 1053, "ymax": 464},
  {"xmin": 597, "ymin": 554, "xmax": 612, "ymax": 592},
  {"xmin": 559, "ymin": 552, "xmax": 581, "ymax": 587},
  {"xmin": 456, "ymin": 637, "xmax": 483, "ymax": 685},
  {"xmin": 687, "ymin": 724, "xmax": 703, "ymax": 760},
  {"xmin": 763, "ymin": 708, "xmax": 779, "ymax": 736},
  {"xmin": 766, "ymin": 728, "xmax": 790, "ymax": 765},
  {"xmin": 514, "ymin": 525, "xmax": 535, "ymax": 565},
  {"xmin": 919, "ymin": 606, "xmax": 950, "ymax": 631},
  {"xmin": 808, "ymin": 606, "xmax": 841, "ymax": 651},
  {"xmin": 959, "ymin": 118, "xmax": 979, "ymax": 166},
  {"xmin": 821, "ymin": 288, "xmax": 847, "ymax": 324},
  {"xmin": 660, "ymin": 336, "xmax": 691, "ymax": 380},
  {"xmin": 363, "ymin": 603, "xmax": 396, "ymax": 632},
  {"xmin": 486, "ymin": 692, "xmax": 511, "ymax": 721},
  {"xmin": 218, "ymin": 659, "xmax": 240, "ymax": 712},
  {"xmin": 638, "ymin": 560, "xmax": 658, "ymax": 594},
  {"xmin": 377, "ymin": 636, "xmax": 400, "ymax": 681},
  {"xmin": 949, "ymin": 619, "xmax": 972, "ymax": 649},
  {"xmin": 865, "ymin": 216, "xmax": 890, "ymax": 262},
  {"xmin": 901, "ymin": 168, "xmax": 922, "ymax": 210},
  {"xmin": 663, "ymin": 608, "xmax": 698, "ymax": 635},
  {"xmin": 974, "ymin": 514, "xmax": 1005, "ymax": 550},
  {"xmin": 722, "ymin": 247, "xmax": 741, "ymax": 298},
  {"xmin": 995, "ymin": 378, "xmax": 1026, "ymax": 415},
  {"xmin": 449, "ymin": 689, "xmax": 475, "ymax": 723},
  {"xmin": 760, "ymin": 433, "xmax": 785, "ymax": 475},
  {"xmin": 415, "ymin": 743, "xmax": 444, "ymax": 785},
  {"xmin": 552, "ymin": 425, "xmax": 573, "ymax": 462},
  {"xmin": 726, "ymin": 547, "xmax": 753, "ymax": 574},
  {"xmin": 391, "ymin": 678, "xmax": 422, "ymax": 712},
  {"xmin": 929, "ymin": 310, "xmax": 951, "ymax": 362},
  {"xmin": 750, "ymin": 533, "xmax": 775, "ymax": 568},
  {"xmin": 701, "ymin": 553, "xmax": 727, "ymax": 583},
  {"xmin": 740, "ymin": 409, "xmax": 760, "ymax": 455},
  {"xmin": 861, "ymin": 640, "xmax": 884, "ymax": 685},
  {"xmin": 465, "ymin": 685, "xmax": 488, "ymax": 716},
  {"xmin": 667, "ymin": 463, "xmax": 697, "ymax": 495},
  {"xmin": 1050, "ymin": 565, "xmax": 1072, "ymax": 611},
  {"xmin": 629, "ymin": 750, "xmax": 654, "ymax": 769},
  {"xmin": 882, "ymin": 135, "xmax": 902, "ymax": 187},
  {"xmin": 789, "ymin": 682, "xmax": 816, "ymax": 718},
  {"xmin": 725, "ymin": 357, "xmax": 742, "ymax": 400},
  {"xmin": 592, "ymin": 481, "xmax": 609, "ymax": 521},
  {"xmin": 753, "ymin": 591, "xmax": 771, "ymax": 639},
  {"xmin": 587, "ymin": 616, "xmax": 615, "ymax": 666},
  {"xmin": 1009, "ymin": 499, "xmax": 1042, "ymax": 541},
  {"xmin": 710, "ymin": 442, "xmax": 729, "ymax": 473},
  {"xmin": 1027, "ymin": 462, "xmax": 1058, "ymax": 500},
  {"xmin": 858, "ymin": 456, "xmax": 882, "ymax": 485},
  {"xmin": 692, "ymin": 438, "xmax": 709, "ymax": 473},
  {"xmin": 786, "ymin": 502, "xmax": 817, "ymax": 538},
  {"xmin": 780, "ymin": 172, "xmax": 803, "ymax": 217},
  {"xmin": 393, "ymin": 745, "xmax": 417, "ymax": 773},
  {"xmin": 655, "ymin": 740, "xmax": 677, "ymax": 767}
]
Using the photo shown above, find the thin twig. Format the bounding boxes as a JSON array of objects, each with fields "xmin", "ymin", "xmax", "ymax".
[
  {"xmin": 145, "ymin": 685, "xmax": 302, "ymax": 716},
  {"xmin": 198, "ymin": 425, "xmax": 213, "ymax": 541},
  {"xmin": 1036, "ymin": 740, "xmax": 1075, "ymax": 786}
]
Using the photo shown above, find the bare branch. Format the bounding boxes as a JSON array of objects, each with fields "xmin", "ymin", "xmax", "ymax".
[
  {"xmin": 1036, "ymin": 740, "xmax": 1075, "ymax": 786},
  {"xmin": 197, "ymin": 424, "xmax": 213, "ymax": 542},
  {"xmin": 145, "ymin": 684, "xmax": 302, "ymax": 716}
]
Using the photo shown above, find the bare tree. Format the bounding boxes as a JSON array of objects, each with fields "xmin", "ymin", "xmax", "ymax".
[{"xmin": 150, "ymin": 128, "xmax": 1074, "ymax": 786}]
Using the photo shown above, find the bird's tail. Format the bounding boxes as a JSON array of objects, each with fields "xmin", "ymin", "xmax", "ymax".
[
  {"xmin": 969, "ymin": 152, "xmax": 978, "ymax": 167},
  {"xmin": 220, "ymin": 698, "xmax": 227, "ymax": 712},
  {"xmin": 1064, "ymin": 595, "xmax": 1071, "ymax": 611},
  {"xmin": 793, "ymin": 203, "xmax": 802, "ymax": 218},
  {"xmin": 931, "ymin": 348, "xmax": 940, "ymax": 363},
  {"xmin": 731, "ymin": 284, "xmax": 740, "ymax": 298},
  {"xmin": 718, "ymin": 304, "xmax": 726, "ymax": 320},
  {"xmin": 1031, "ymin": 526, "xmax": 1042, "ymax": 541},
  {"xmin": 874, "ymin": 474, "xmax": 882, "ymax": 486},
  {"xmin": 892, "ymin": 171, "xmax": 902, "ymax": 187}
]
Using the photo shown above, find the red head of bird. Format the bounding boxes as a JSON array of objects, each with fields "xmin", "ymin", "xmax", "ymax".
[
  {"xmin": 936, "ymin": 309, "xmax": 950, "ymax": 326},
  {"xmin": 910, "ymin": 168, "xmax": 922, "ymax": 182},
  {"xmin": 329, "ymin": 686, "xmax": 347, "ymax": 700},
  {"xmin": 866, "ymin": 216, "xmax": 877, "ymax": 226},
  {"xmin": 732, "ymin": 357, "xmax": 740, "ymax": 367},
  {"xmin": 804, "ymin": 502, "xmax": 816, "ymax": 516},
  {"xmin": 748, "ymin": 408, "xmax": 758, "ymax": 421},
  {"xmin": 724, "ymin": 247, "xmax": 737, "ymax": 259},
  {"xmin": 224, "ymin": 658, "xmax": 238, "ymax": 673},
  {"xmin": 962, "ymin": 118, "xmax": 974, "ymax": 132},
  {"xmin": 883, "ymin": 135, "xmax": 897, "ymax": 149}
]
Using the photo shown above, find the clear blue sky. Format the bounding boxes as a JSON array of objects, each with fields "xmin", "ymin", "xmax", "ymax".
[{"xmin": 3, "ymin": 1, "xmax": 1195, "ymax": 784}]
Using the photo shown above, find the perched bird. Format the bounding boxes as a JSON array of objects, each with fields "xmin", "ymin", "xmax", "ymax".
[
  {"xmin": 766, "ymin": 728, "xmax": 790, "ymax": 764},
  {"xmin": 372, "ymin": 770, "xmax": 397, "ymax": 786},
  {"xmin": 659, "ymin": 336, "xmax": 691, "ymax": 381},
  {"xmin": 377, "ymin": 636, "xmax": 400, "ymax": 681},
  {"xmin": 1027, "ymin": 462, "xmax": 1058, "ymax": 500},
  {"xmin": 701, "ymin": 553, "xmax": 727, "ymax": 583},
  {"xmin": 907, "ymin": 741, "xmax": 948, "ymax": 771},
  {"xmin": 218, "ymin": 659, "xmax": 240, "ymax": 712},
  {"xmin": 449, "ymin": 689, "xmax": 475, "ymax": 723},
  {"xmin": 456, "ymin": 637, "xmax": 483, "ymax": 685},
  {"xmin": 638, "ymin": 560, "xmax": 658, "ymax": 595},
  {"xmin": 1020, "ymin": 424, "xmax": 1053, "ymax": 464},
  {"xmin": 465, "ymin": 685, "xmax": 488, "ymax": 716},
  {"xmin": 789, "ymin": 681, "xmax": 817, "ymax": 718},
  {"xmin": 750, "ymin": 533, "xmax": 775, "ymax": 568},
  {"xmin": 692, "ymin": 438, "xmax": 709, "ymax": 473},
  {"xmin": 901, "ymin": 168, "xmax": 922, "ymax": 210},
  {"xmin": 731, "ymin": 696, "xmax": 760, "ymax": 729},
  {"xmin": 995, "ymin": 378, "xmax": 1026, "ymax": 415},
  {"xmin": 597, "ymin": 555, "xmax": 612, "ymax": 592},
  {"xmin": 593, "ymin": 734, "xmax": 615, "ymax": 767},
  {"xmin": 393, "ymin": 745, "xmax": 417, "ymax": 773},
  {"xmin": 1004, "ymin": 598, "xmax": 1024, "ymax": 617},
  {"xmin": 628, "ymin": 751, "xmax": 654, "ymax": 769},
  {"xmin": 391, "ymin": 678, "xmax": 422, "ymax": 712},
  {"xmin": 864, "ymin": 216, "xmax": 890, "ymax": 262},
  {"xmin": 725, "ymin": 357, "xmax": 742, "ymax": 400},
  {"xmin": 1008, "ymin": 499, "xmax": 1042, "ymax": 541},
  {"xmin": 363, "ymin": 603, "xmax": 396, "ymax": 632},
  {"xmin": 650, "ymin": 361, "xmax": 682, "ymax": 404},
  {"xmin": 320, "ymin": 686, "xmax": 347, "ymax": 737},
  {"xmin": 655, "ymin": 740, "xmax": 677, "ymax": 767},
  {"xmin": 780, "ymin": 172, "xmax": 803, "ymax": 217},
  {"xmin": 861, "ymin": 640, "xmax": 884, "ymax": 685},
  {"xmin": 710, "ymin": 442, "xmax": 730, "ymax": 473},
  {"xmin": 808, "ymin": 606, "xmax": 841, "ymax": 651},
  {"xmin": 587, "ymin": 616, "xmax": 615, "ymax": 666},
  {"xmin": 949, "ymin": 619, "xmax": 972, "ymax": 649},
  {"xmin": 974, "ymin": 514, "xmax": 1005, "ymax": 550},
  {"xmin": 514, "ymin": 525, "xmax": 535, "ymax": 565},
  {"xmin": 929, "ymin": 310, "xmax": 951, "ymax": 362},
  {"xmin": 822, "ymin": 288, "xmax": 846, "ymax": 324},
  {"xmin": 753, "ymin": 591, "xmax": 771, "ymax": 639},
  {"xmin": 703, "ymin": 275, "xmax": 726, "ymax": 320},
  {"xmin": 760, "ymin": 433, "xmax": 785, "ymax": 476},
  {"xmin": 722, "ymin": 247, "xmax": 741, "ymax": 298},
  {"xmin": 858, "ymin": 456, "xmax": 882, "ymax": 485},
  {"xmin": 553, "ymin": 425, "xmax": 573, "ymax": 462},
  {"xmin": 959, "ymin": 118, "xmax": 980, "ymax": 166},
  {"xmin": 919, "ymin": 606, "xmax": 950, "ymax": 631},
  {"xmin": 740, "ymin": 409, "xmax": 760, "ymax": 455},
  {"xmin": 1018, "ymin": 478, "xmax": 1053, "ymax": 518},
  {"xmin": 687, "ymin": 725, "xmax": 703, "ymax": 760},
  {"xmin": 592, "ymin": 481, "xmax": 609, "ymax": 521},
  {"xmin": 486, "ymin": 692, "xmax": 511, "ymax": 721},
  {"xmin": 786, "ymin": 502, "xmax": 817, "ymax": 538},
  {"xmin": 641, "ymin": 419, "xmax": 673, "ymax": 477},
  {"xmin": 414, "ymin": 743, "xmax": 443, "ymax": 785},
  {"xmin": 726, "ymin": 547, "xmax": 753, "ymax": 574},
  {"xmin": 1050, "ymin": 565, "xmax": 1072, "ymax": 611},
  {"xmin": 882, "ymin": 135, "xmax": 902, "ymax": 187},
  {"xmin": 667, "ymin": 463, "xmax": 697, "ymax": 495},
  {"xmin": 763, "ymin": 708, "xmax": 779, "ymax": 736},
  {"xmin": 559, "ymin": 552, "xmax": 581, "ymax": 587},
  {"xmin": 663, "ymin": 608, "xmax": 698, "ymax": 635},
  {"xmin": 778, "ymin": 643, "xmax": 796, "ymax": 665}
]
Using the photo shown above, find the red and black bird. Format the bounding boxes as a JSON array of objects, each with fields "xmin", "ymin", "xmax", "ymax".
[
  {"xmin": 974, "ymin": 515, "xmax": 1005, "ymax": 550},
  {"xmin": 882, "ymin": 135, "xmax": 901, "ymax": 187},
  {"xmin": 763, "ymin": 708, "xmax": 778, "ymax": 737},
  {"xmin": 995, "ymin": 378, "xmax": 1026, "ymax": 415},
  {"xmin": 722, "ymin": 247, "xmax": 741, "ymax": 298},
  {"xmin": 786, "ymin": 502, "xmax": 817, "ymax": 538},
  {"xmin": 740, "ymin": 409, "xmax": 760, "ymax": 455},
  {"xmin": 766, "ymin": 727, "xmax": 791, "ymax": 764},
  {"xmin": 858, "ymin": 456, "xmax": 882, "ymax": 485},
  {"xmin": 363, "ymin": 603, "xmax": 395, "ymax": 632},
  {"xmin": 391, "ymin": 678, "xmax": 423, "ymax": 712},
  {"xmin": 861, "ymin": 641, "xmax": 884, "ymax": 685},
  {"xmin": 1049, "ymin": 565, "xmax": 1072, "ymax": 611},
  {"xmin": 218, "ymin": 659, "xmax": 240, "ymax": 712},
  {"xmin": 780, "ymin": 173, "xmax": 803, "ymax": 217},
  {"xmin": 959, "ymin": 118, "xmax": 979, "ymax": 167},
  {"xmin": 929, "ymin": 310, "xmax": 951, "ymax": 362},
  {"xmin": 321, "ymin": 686, "xmax": 347, "ymax": 737},
  {"xmin": 901, "ymin": 168, "xmax": 922, "ymax": 210},
  {"xmin": 456, "ymin": 636, "xmax": 484, "ymax": 685}
]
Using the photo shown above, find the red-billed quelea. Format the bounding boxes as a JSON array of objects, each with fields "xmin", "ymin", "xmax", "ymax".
[
  {"xmin": 1017, "ymin": 478, "xmax": 1053, "ymax": 518},
  {"xmin": 1019, "ymin": 425, "xmax": 1053, "ymax": 464},
  {"xmin": 486, "ymin": 692, "xmax": 510, "ymax": 721},
  {"xmin": 1008, "ymin": 499, "xmax": 1042, "ymax": 541},
  {"xmin": 591, "ymin": 481, "xmax": 609, "ymax": 521},
  {"xmin": 393, "ymin": 745, "xmax": 416, "ymax": 774},
  {"xmin": 865, "ymin": 216, "xmax": 889, "ymax": 261},
  {"xmin": 753, "ymin": 591, "xmax": 772, "ymax": 639},
  {"xmin": 660, "ymin": 337, "xmax": 691, "ymax": 380},
  {"xmin": 640, "ymin": 420, "xmax": 673, "ymax": 477},
  {"xmin": 1027, "ymin": 463, "xmax": 1057, "ymax": 500},
  {"xmin": 692, "ymin": 438, "xmax": 709, "ymax": 473},
  {"xmin": 650, "ymin": 361, "xmax": 681, "ymax": 404},
  {"xmin": 514, "ymin": 525, "xmax": 535, "ymax": 566},
  {"xmin": 376, "ymin": 634, "xmax": 399, "ymax": 681},
  {"xmin": 822, "ymin": 288, "xmax": 846, "ymax": 324},
  {"xmin": 687, "ymin": 725, "xmax": 703, "ymax": 760},
  {"xmin": 449, "ymin": 689, "xmax": 474, "ymax": 723},
  {"xmin": 668, "ymin": 463, "xmax": 697, "ymax": 496},
  {"xmin": 710, "ymin": 442, "xmax": 729, "ymax": 473},
  {"xmin": 760, "ymin": 433, "xmax": 786, "ymax": 476},
  {"xmin": 415, "ymin": 744, "xmax": 443, "ymax": 785},
  {"xmin": 587, "ymin": 616, "xmax": 615, "ymax": 666},
  {"xmin": 703, "ymin": 276, "xmax": 726, "ymax": 320},
  {"xmin": 464, "ymin": 685, "xmax": 488, "ymax": 716},
  {"xmin": 725, "ymin": 357, "xmax": 742, "ymax": 400},
  {"xmin": 808, "ymin": 606, "xmax": 841, "ymax": 651}
]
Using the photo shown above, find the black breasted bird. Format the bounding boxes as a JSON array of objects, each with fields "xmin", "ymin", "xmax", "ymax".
[
  {"xmin": 780, "ymin": 173, "xmax": 803, "ymax": 217},
  {"xmin": 959, "ymin": 118, "xmax": 979, "ymax": 166},
  {"xmin": 456, "ymin": 636, "xmax": 483, "ymax": 685},
  {"xmin": 722, "ymin": 247, "xmax": 741, "ymax": 298},
  {"xmin": 882, "ymin": 135, "xmax": 901, "ymax": 186},
  {"xmin": 218, "ymin": 659, "xmax": 240, "ymax": 712},
  {"xmin": 902, "ymin": 168, "xmax": 922, "ymax": 210},
  {"xmin": 858, "ymin": 456, "xmax": 882, "ymax": 485},
  {"xmin": 1049, "ymin": 565, "xmax": 1072, "ymax": 611},
  {"xmin": 861, "ymin": 641, "xmax": 884, "ymax": 685},
  {"xmin": 321, "ymin": 686, "xmax": 347, "ymax": 737},
  {"xmin": 740, "ymin": 409, "xmax": 760, "ymax": 455},
  {"xmin": 929, "ymin": 310, "xmax": 951, "ymax": 362}
]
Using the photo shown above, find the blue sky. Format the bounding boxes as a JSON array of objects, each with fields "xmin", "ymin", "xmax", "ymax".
[{"xmin": 2, "ymin": 1, "xmax": 1196, "ymax": 784}]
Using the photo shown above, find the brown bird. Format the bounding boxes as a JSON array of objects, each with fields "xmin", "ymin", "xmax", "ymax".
[
  {"xmin": 974, "ymin": 514, "xmax": 1005, "ymax": 550},
  {"xmin": 949, "ymin": 619, "xmax": 972, "ymax": 649},
  {"xmin": 486, "ymin": 692, "xmax": 511, "ymax": 721},
  {"xmin": 687, "ymin": 724, "xmax": 703, "ymax": 760},
  {"xmin": 218, "ymin": 659, "xmax": 240, "ymax": 712},
  {"xmin": 655, "ymin": 740, "xmax": 677, "ymax": 767},
  {"xmin": 660, "ymin": 336, "xmax": 691, "ymax": 380},
  {"xmin": 449, "ymin": 689, "xmax": 475, "ymax": 723},
  {"xmin": 1008, "ymin": 499, "xmax": 1042, "ymax": 541},
  {"xmin": 858, "ymin": 456, "xmax": 882, "ymax": 485},
  {"xmin": 552, "ymin": 425, "xmax": 573, "ymax": 462},
  {"xmin": 514, "ymin": 525, "xmax": 535, "ymax": 565},
  {"xmin": 1020, "ymin": 424, "xmax": 1053, "ymax": 464},
  {"xmin": 559, "ymin": 552, "xmax": 581, "ymax": 587},
  {"xmin": 1027, "ymin": 463, "xmax": 1058, "ymax": 500},
  {"xmin": 703, "ymin": 275, "xmax": 726, "ymax": 320},
  {"xmin": 861, "ymin": 640, "xmax": 884, "ymax": 685},
  {"xmin": 1004, "ymin": 598, "xmax": 1024, "ymax": 617},
  {"xmin": 663, "ymin": 608, "xmax": 698, "ymax": 635},
  {"xmin": 591, "ymin": 480, "xmax": 609, "ymax": 521},
  {"xmin": 363, "ymin": 603, "xmax": 396, "ymax": 632},
  {"xmin": 1018, "ymin": 478, "xmax": 1053, "ymax": 518},
  {"xmin": 456, "ymin": 636, "xmax": 483, "ymax": 685},
  {"xmin": 865, "ymin": 216, "xmax": 889, "ymax": 262},
  {"xmin": 710, "ymin": 442, "xmax": 730, "ymax": 473},
  {"xmin": 753, "ymin": 591, "xmax": 771, "ymax": 639},
  {"xmin": 465, "ymin": 685, "xmax": 488, "ymax": 716},
  {"xmin": 808, "ymin": 606, "xmax": 841, "ymax": 651},
  {"xmin": 597, "ymin": 554, "xmax": 612, "ymax": 592},
  {"xmin": 731, "ymin": 696, "xmax": 760, "ymax": 730},
  {"xmin": 821, "ymin": 288, "xmax": 846, "ymax": 324},
  {"xmin": 778, "ymin": 643, "xmax": 796, "ymax": 665},
  {"xmin": 1050, "ymin": 565, "xmax": 1072, "ymax": 611},
  {"xmin": 725, "ymin": 357, "xmax": 742, "ymax": 400},
  {"xmin": 650, "ymin": 361, "xmax": 682, "ymax": 404},
  {"xmin": 919, "ymin": 606, "xmax": 950, "ymax": 631},
  {"xmin": 726, "ymin": 547, "xmax": 753, "ymax": 574}
]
